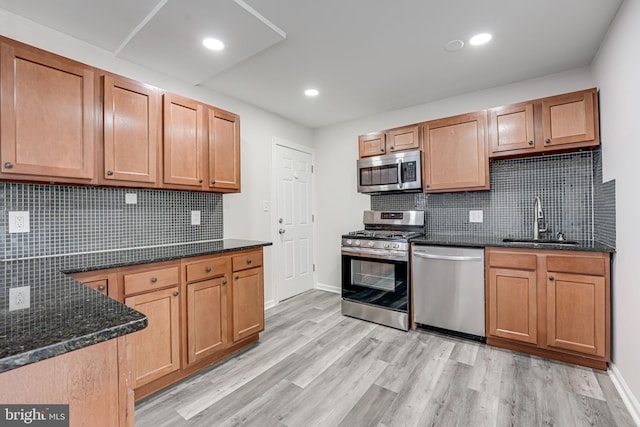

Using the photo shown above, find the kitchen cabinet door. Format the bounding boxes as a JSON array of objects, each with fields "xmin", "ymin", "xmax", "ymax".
[
  {"xmin": 232, "ymin": 267, "xmax": 264, "ymax": 342},
  {"xmin": 0, "ymin": 42, "xmax": 95, "ymax": 183},
  {"xmin": 546, "ymin": 272, "xmax": 605, "ymax": 357},
  {"xmin": 103, "ymin": 74, "xmax": 159, "ymax": 186},
  {"xmin": 488, "ymin": 102, "xmax": 535, "ymax": 156},
  {"xmin": 208, "ymin": 108, "xmax": 240, "ymax": 192},
  {"xmin": 358, "ymin": 132, "xmax": 386, "ymax": 158},
  {"xmin": 186, "ymin": 276, "xmax": 229, "ymax": 365},
  {"xmin": 386, "ymin": 124, "xmax": 419, "ymax": 153},
  {"xmin": 422, "ymin": 112, "xmax": 489, "ymax": 192},
  {"xmin": 541, "ymin": 89, "xmax": 598, "ymax": 149},
  {"xmin": 125, "ymin": 286, "xmax": 181, "ymax": 388},
  {"xmin": 162, "ymin": 93, "xmax": 205, "ymax": 189},
  {"xmin": 487, "ymin": 267, "xmax": 537, "ymax": 344}
]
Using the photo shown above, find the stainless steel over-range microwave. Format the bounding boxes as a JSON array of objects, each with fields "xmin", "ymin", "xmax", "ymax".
[{"xmin": 357, "ymin": 150, "xmax": 422, "ymax": 194}]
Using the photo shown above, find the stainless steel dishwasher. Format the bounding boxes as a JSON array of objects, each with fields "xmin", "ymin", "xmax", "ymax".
[{"xmin": 412, "ymin": 245, "xmax": 485, "ymax": 340}]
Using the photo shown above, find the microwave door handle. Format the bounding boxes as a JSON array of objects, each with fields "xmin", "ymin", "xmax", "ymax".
[{"xmin": 397, "ymin": 159, "xmax": 403, "ymax": 188}]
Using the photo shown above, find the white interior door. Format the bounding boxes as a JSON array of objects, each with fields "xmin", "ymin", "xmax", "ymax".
[{"xmin": 275, "ymin": 144, "xmax": 314, "ymax": 301}]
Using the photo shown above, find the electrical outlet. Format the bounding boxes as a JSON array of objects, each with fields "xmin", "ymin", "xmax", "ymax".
[
  {"xmin": 9, "ymin": 211, "xmax": 30, "ymax": 233},
  {"xmin": 9, "ymin": 286, "xmax": 30, "ymax": 311},
  {"xmin": 469, "ymin": 210, "xmax": 483, "ymax": 223},
  {"xmin": 125, "ymin": 193, "xmax": 137, "ymax": 204},
  {"xmin": 191, "ymin": 210, "xmax": 201, "ymax": 226}
]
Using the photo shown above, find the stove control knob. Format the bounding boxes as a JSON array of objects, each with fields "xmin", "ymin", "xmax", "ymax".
[
  {"xmin": 367, "ymin": 241, "xmax": 375, "ymax": 247},
  {"xmin": 383, "ymin": 243, "xmax": 390, "ymax": 249},
  {"xmin": 354, "ymin": 241, "xmax": 361, "ymax": 246},
  {"xmin": 346, "ymin": 239, "xmax": 352, "ymax": 246},
  {"xmin": 393, "ymin": 243, "xmax": 399, "ymax": 249}
]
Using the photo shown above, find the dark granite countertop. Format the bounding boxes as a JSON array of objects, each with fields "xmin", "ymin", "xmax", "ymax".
[
  {"xmin": 410, "ymin": 235, "xmax": 615, "ymax": 253},
  {"xmin": 0, "ymin": 239, "xmax": 272, "ymax": 373}
]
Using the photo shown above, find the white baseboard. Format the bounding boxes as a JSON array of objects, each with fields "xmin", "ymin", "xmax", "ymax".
[
  {"xmin": 314, "ymin": 282, "xmax": 340, "ymax": 294},
  {"xmin": 264, "ymin": 299, "xmax": 277, "ymax": 310},
  {"xmin": 609, "ymin": 363, "xmax": 640, "ymax": 426}
]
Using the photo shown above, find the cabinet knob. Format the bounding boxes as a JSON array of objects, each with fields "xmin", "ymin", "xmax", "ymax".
[
  {"xmin": 173, "ymin": 291, "xmax": 179, "ymax": 297},
  {"xmin": 389, "ymin": 146, "xmax": 395, "ymax": 150},
  {"xmin": 549, "ymin": 276, "xmax": 555, "ymax": 281},
  {"xmin": 379, "ymin": 148, "xmax": 384, "ymax": 152},
  {"xmin": 107, "ymin": 170, "xmax": 114, "ymax": 176},
  {"xmin": 151, "ymin": 277, "xmax": 158, "ymax": 283},
  {"xmin": 425, "ymin": 184, "xmax": 430, "ymax": 188},
  {"xmin": 528, "ymin": 140, "xmax": 534, "ymax": 146},
  {"xmin": 4, "ymin": 162, "xmax": 13, "ymax": 169},
  {"xmin": 235, "ymin": 275, "xmax": 240, "ymax": 280},
  {"xmin": 247, "ymin": 259, "xmax": 252, "ymax": 264},
  {"xmin": 198, "ymin": 179, "xmax": 203, "ymax": 184},
  {"xmin": 211, "ymin": 180, "xmax": 216, "ymax": 185},
  {"xmin": 98, "ymin": 285, "xmax": 106, "ymax": 291},
  {"xmin": 545, "ymin": 138, "xmax": 551, "ymax": 144},
  {"xmin": 206, "ymin": 266, "xmax": 212, "ymax": 273},
  {"xmin": 222, "ymin": 280, "xmax": 227, "ymax": 285}
]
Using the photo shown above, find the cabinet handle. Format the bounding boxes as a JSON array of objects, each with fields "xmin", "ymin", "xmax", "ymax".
[
  {"xmin": 247, "ymin": 259, "xmax": 252, "ymax": 264},
  {"xmin": 545, "ymin": 138, "xmax": 551, "ymax": 144},
  {"xmin": 235, "ymin": 275, "xmax": 240, "ymax": 280},
  {"xmin": 198, "ymin": 179, "xmax": 203, "ymax": 184},
  {"xmin": 211, "ymin": 180, "xmax": 216, "ymax": 185},
  {"xmin": 549, "ymin": 276, "xmax": 555, "ymax": 281},
  {"xmin": 98, "ymin": 285, "xmax": 106, "ymax": 291},
  {"xmin": 222, "ymin": 280, "xmax": 227, "ymax": 285},
  {"xmin": 173, "ymin": 291, "xmax": 179, "ymax": 297},
  {"xmin": 528, "ymin": 140, "xmax": 534, "ymax": 146},
  {"xmin": 107, "ymin": 170, "xmax": 114, "ymax": 176},
  {"xmin": 206, "ymin": 266, "xmax": 212, "ymax": 272},
  {"xmin": 4, "ymin": 162, "xmax": 13, "ymax": 168},
  {"xmin": 151, "ymin": 277, "xmax": 158, "ymax": 283}
]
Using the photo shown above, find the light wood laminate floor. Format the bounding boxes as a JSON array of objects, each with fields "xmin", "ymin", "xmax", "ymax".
[{"xmin": 135, "ymin": 290, "xmax": 635, "ymax": 427}]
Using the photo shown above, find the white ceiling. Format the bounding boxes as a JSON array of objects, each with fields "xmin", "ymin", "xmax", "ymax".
[{"xmin": 0, "ymin": 0, "xmax": 623, "ymax": 128}]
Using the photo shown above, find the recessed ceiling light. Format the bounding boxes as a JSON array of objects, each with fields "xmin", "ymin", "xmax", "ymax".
[
  {"xmin": 444, "ymin": 39, "xmax": 465, "ymax": 52},
  {"xmin": 469, "ymin": 33, "xmax": 492, "ymax": 46},
  {"xmin": 202, "ymin": 38, "xmax": 224, "ymax": 51},
  {"xmin": 304, "ymin": 88, "xmax": 319, "ymax": 97}
]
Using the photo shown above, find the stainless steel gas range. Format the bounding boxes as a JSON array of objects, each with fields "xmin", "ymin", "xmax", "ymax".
[{"xmin": 341, "ymin": 210, "xmax": 424, "ymax": 330}]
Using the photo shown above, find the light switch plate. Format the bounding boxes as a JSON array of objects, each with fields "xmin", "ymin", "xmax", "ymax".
[
  {"xmin": 9, "ymin": 286, "xmax": 30, "ymax": 311},
  {"xmin": 469, "ymin": 210, "xmax": 483, "ymax": 223},
  {"xmin": 125, "ymin": 193, "xmax": 137, "ymax": 204},
  {"xmin": 191, "ymin": 210, "xmax": 201, "ymax": 226},
  {"xmin": 9, "ymin": 211, "xmax": 30, "ymax": 233},
  {"xmin": 263, "ymin": 201, "xmax": 269, "ymax": 212}
]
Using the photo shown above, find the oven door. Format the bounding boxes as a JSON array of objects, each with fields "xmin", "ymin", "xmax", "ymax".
[{"xmin": 341, "ymin": 250, "xmax": 408, "ymax": 312}]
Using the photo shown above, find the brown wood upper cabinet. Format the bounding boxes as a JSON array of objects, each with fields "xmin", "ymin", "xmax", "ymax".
[
  {"xmin": 485, "ymin": 247, "xmax": 610, "ymax": 370},
  {"xmin": 102, "ymin": 74, "xmax": 160, "ymax": 186},
  {"xmin": 0, "ymin": 41, "xmax": 95, "ymax": 183},
  {"xmin": 489, "ymin": 88, "xmax": 599, "ymax": 158},
  {"xmin": 422, "ymin": 112, "xmax": 489, "ymax": 192},
  {"xmin": 358, "ymin": 125, "xmax": 419, "ymax": 158},
  {"xmin": 208, "ymin": 108, "xmax": 241, "ymax": 192}
]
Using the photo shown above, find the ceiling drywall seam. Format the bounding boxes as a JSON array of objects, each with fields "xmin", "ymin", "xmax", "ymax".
[
  {"xmin": 114, "ymin": 0, "xmax": 169, "ymax": 56},
  {"xmin": 233, "ymin": 0, "xmax": 287, "ymax": 39}
]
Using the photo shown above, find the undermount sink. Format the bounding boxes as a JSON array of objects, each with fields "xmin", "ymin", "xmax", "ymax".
[{"xmin": 502, "ymin": 238, "xmax": 578, "ymax": 245}]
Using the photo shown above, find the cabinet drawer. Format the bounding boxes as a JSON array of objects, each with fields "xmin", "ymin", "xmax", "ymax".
[
  {"xmin": 84, "ymin": 279, "xmax": 108, "ymax": 296},
  {"xmin": 546, "ymin": 255, "xmax": 605, "ymax": 276},
  {"xmin": 232, "ymin": 251, "xmax": 263, "ymax": 272},
  {"xmin": 124, "ymin": 266, "xmax": 179, "ymax": 295},
  {"xmin": 488, "ymin": 251, "xmax": 537, "ymax": 270},
  {"xmin": 186, "ymin": 257, "xmax": 229, "ymax": 283}
]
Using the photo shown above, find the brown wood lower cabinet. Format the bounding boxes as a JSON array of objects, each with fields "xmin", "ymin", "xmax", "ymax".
[
  {"xmin": 233, "ymin": 267, "xmax": 265, "ymax": 342},
  {"xmin": 485, "ymin": 247, "xmax": 610, "ymax": 370}
]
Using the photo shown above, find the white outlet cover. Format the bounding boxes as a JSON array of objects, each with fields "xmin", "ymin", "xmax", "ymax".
[
  {"xmin": 469, "ymin": 210, "xmax": 483, "ymax": 223},
  {"xmin": 125, "ymin": 193, "xmax": 137, "ymax": 204},
  {"xmin": 9, "ymin": 286, "xmax": 30, "ymax": 311},
  {"xmin": 191, "ymin": 210, "xmax": 201, "ymax": 226},
  {"xmin": 9, "ymin": 211, "xmax": 30, "ymax": 233}
]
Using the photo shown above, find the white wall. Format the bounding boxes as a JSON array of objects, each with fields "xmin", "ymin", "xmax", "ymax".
[
  {"xmin": 592, "ymin": 0, "xmax": 640, "ymax": 418},
  {"xmin": 0, "ymin": 9, "xmax": 314, "ymax": 306},
  {"xmin": 313, "ymin": 68, "xmax": 595, "ymax": 289}
]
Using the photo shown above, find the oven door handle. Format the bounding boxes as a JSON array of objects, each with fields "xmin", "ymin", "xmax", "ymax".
[
  {"xmin": 413, "ymin": 253, "xmax": 483, "ymax": 262},
  {"xmin": 397, "ymin": 159, "xmax": 403, "ymax": 188},
  {"xmin": 342, "ymin": 248, "xmax": 408, "ymax": 262}
]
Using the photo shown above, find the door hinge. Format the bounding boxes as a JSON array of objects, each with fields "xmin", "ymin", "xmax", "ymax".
[
  {"xmin": 311, "ymin": 165, "xmax": 314, "ymax": 173},
  {"xmin": 313, "ymin": 264, "xmax": 315, "ymax": 272},
  {"xmin": 312, "ymin": 214, "xmax": 315, "ymax": 223}
]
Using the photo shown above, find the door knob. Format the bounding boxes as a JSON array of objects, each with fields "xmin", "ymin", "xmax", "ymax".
[
  {"xmin": 278, "ymin": 218, "xmax": 283, "ymax": 224},
  {"xmin": 278, "ymin": 228, "xmax": 286, "ymax": 234}
]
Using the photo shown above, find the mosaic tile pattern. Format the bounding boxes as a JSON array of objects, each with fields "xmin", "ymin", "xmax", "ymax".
[
  {"xmin": 372, "ymin": 151, "xmax": 614, "ymax": 245},
  {"xmin": 1, "ymin": 184, "xmax": 223, "ymax": 261},
  {"xmin": 592, "ymin": 149, "xmax": 616, "ymax": 248}
]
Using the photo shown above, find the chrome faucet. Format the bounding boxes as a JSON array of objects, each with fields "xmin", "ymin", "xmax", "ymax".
[{"xmin": 534, "ymin": 196, "xmax": 547, "ymax": 240}]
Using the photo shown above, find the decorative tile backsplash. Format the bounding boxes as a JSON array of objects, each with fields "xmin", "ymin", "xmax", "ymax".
[
  {"xmin": 372, "ymin": 149, "xmax": 616, "ymax": 247},
  {"xmin": 1, "ymin": 184, "xmax": 223, "ymax": 261}
]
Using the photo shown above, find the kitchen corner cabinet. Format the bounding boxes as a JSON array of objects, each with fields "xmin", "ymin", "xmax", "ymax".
[
  {"xmin": 232, "ymin": 251, "xmax": 265, "ymax": 341},
  {"xmin": 489, "ymin": 88, "xmax": 599, "ymax": 158},
  {"xmin": 121, "ymin": 262, "xmax": 181, "ymax": 388},
  {"xmin": 102, "ymin": 74, "xmax": 160, "ymax": 186},
  {"xmin": 162, "ymin": 93, "xmax": 206, "ymax": 189},
  {"xmin": 422, "ymin": 111, "xmax": 489, "ymax": 192},
  {"xmin": 208, "ymin": 108, "xmax": 241, "ymax": 192},
  {"xmin": 71, "ymin": 269, "xmax": 119, "ymax": 300},
  {"xmin": 485, "ymin": 247, "xmax": 610, "ymax": 370},
  {"xmin": 0, "ymin": 41, "xmax": 96, "ymax": 184}
]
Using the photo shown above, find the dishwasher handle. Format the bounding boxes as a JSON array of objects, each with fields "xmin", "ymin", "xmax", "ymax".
[{"xmin": 413, "ymin": 252, "xmax": 483, "ymax": 262}]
